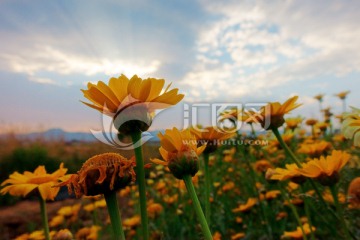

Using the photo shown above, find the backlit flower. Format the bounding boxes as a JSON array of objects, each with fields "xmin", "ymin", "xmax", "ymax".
[
  {"xmin": 1, "ymin": 163, "xmax": 67, "ymax": 200},
  {"xmin": 58, "ymin": 153, "xmax": 135, "ymax": 197},
  {"xmin": 81, "ymin": 74, "xmax": 184, "ymax": 134},
  {"xmin": 190, "ymin": 126, "xmax": 236, "ymax": 154},
  {"xmin": 285, "ymin": 117, "xmax": 303, "ymax": 131},
  {"xmin": 281, "ymin": 223, "xmax": 315, "ymax": 239},
  {"xmin": 151, "ymin": 128, "xmax": 206, "ymax": 179},
  {"xmin": 298, "ymin": 150, "xmax": 350, "ymax": 186},
  {"xmin": 342, "ymin": 107, "xmax": 360, "ymax": 147},
  {"xmin": 314, "ymin": 94, "xmax": 324, "ymax": 102},
  {"xmin": 305, "ymin": 118, "xmax": 318, "ymax": 126},
  {"xmin": 335, "ymin": 90, "xmax": 350, "ymax": 100},
  {"xmin": 242, "ymin": 96, "xmax": 301, "ymax": 130}
]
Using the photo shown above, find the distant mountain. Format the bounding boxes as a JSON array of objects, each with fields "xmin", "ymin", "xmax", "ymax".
[{"xmin": 0, "ymin": 128, "xmax": 161, "ymax": 142}]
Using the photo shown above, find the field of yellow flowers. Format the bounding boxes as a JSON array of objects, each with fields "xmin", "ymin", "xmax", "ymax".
[{"xmin": 0, "ymin": 75, "xmax": 359, "ymax": 240}]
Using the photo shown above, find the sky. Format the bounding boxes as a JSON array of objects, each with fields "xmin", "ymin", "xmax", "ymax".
[{"xmin": 0, "ymin": 0, "xmax": 359, "ymax": 134}]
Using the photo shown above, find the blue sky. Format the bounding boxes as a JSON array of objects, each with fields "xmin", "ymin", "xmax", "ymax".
[{"xmin": 0, "ymin": 0, "xmax": 359, "ymax": 133}]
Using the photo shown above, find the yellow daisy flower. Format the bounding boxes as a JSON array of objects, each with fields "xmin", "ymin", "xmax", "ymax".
[
  {"xmin": 298, "ymin": 150, "xmax": 350, "ymax": 186},
  {"xmin": 285, "ymin": 117, "xmax": 303, "ymax": 131},
  {"xmin": 151, "ymin": 127, "xmax": 206, "ymax": 179},
  {"xmin": 81, "ymin": 74, "xmax": 184, "ymax": 134},
  {"xmin": 281, "ymin": 223, "xmax": 315, "ymax": 239},
  {"xmin": 342, "ymin": 107, "xmax": 360, "ymax": 147},
  {"xmin": 242, "ymin": 96, "xmax": 301, "ymax": 130},
  {"xmin": 335, "ymin": 90, "xmax": 350, "ymax": 100},
  {"xmin": 297, "ymin": 140, "xmax": 332, "ymax": 158},
  {"xmin": 1, "ymin": 163, "xmax": 67, "ymax": 200},
  {"xmin": 232, "ymin": 198, "xmax": 258, "ymax": 213},
  {"xmin": 190, "ymin": 126, "xmax": 236, "ymax": 154},
  {"xmin": 314, "ymin": 94, "xmax": 324, "ymax": 102},
  {"xmin": 267, "ymin": 164, "xmax": 303, "ymax": 183}
]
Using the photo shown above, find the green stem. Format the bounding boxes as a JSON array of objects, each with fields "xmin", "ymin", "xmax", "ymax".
[
  {"xmin": 280, "ymin": 189, "xmax": 308, "ymax": 240},
  {"xmin": 250, "ymin": 123, "xmax": 256, "ymax": 137},
  {"xmin": 271, "ymin": 128, "xmax": 302, "ymax": 167},
  {"xmin": 301, "ymin": 186, "xmax": 315, "ymax": 240},
  {"xmin": 311, "ymin": 126, "xmax": 316, "ymax": 139},
  {"xmin": 104, "ymin": 191, "xmax": 126, "ymax": 240},
  {"xmin": 131, "ymin": 131, "xmax": 149, "ymax": 240},
  {"xmin": 203, "ymin": 153, "xmax": 211, "ymax": 225},
  {"xmin": 183, "ymin": 175, "xmax": 212, "ymax": 240},
  {"xmin": 38, "ymin": 197, "xmax": 50, "ymax": 240},
  {"xmin": 330, "ymin": 185, "xmax": 350, "ymax": 240}
]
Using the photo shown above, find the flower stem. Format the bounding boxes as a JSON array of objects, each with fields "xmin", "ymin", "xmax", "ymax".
[
  {"xmin": 330, "ymin": 185, "xmax": 350, "ymax": 240},
  {"xmin": 104, "ymin": 191, "xmax": 126, "ymax": 240},
  {"xmin": 280, "ymin": 189, "xmax": 308, "ymax": 240},
  {"xmin": 301, "ymin": 186, "xmax": 315, "ymax": 240},
  {"xmin": 131, "ymin": 131, "xmax": 149, "ymax": 240},
  {"xmin": 271, "ymin": 127, "xmax": 301, "ymax": 167},
  {"xmin": 183, "ymin": 175, "xmax": 212, "ymax": 240},
  {"xmin": 203, "ymin": 153, "xmax": 211, "ymax": 225},
  {"xmin": 38, "ymin": 197, "xmax": 50, "ymax": 240}
]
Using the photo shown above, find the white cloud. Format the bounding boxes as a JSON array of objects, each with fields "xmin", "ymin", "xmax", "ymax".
[
  {"xmin": 180, "ymin": 0, "xmax": 360, "ymax": 101},
  {"xmin": 29, "ymin": 77, "xmax": 57, "ymax": 85},
  {"xmin": 1, "ymin": 45, "xmax": 161, "ymax": 84}
]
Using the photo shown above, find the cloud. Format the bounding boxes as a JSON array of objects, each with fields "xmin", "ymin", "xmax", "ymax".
[
  {"xmin": 180, "ymin": 0, "xmax": 360, "ymax": 101},
  {"xmin": 1, "ymin": 45, "xmax": 161, "ymax": 84},
  {"xmin": 29, "ymin": 77, "xmax": 57, "ymax": 85}
]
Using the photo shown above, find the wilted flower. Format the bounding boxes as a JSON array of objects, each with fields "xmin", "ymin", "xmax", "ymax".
[{"xmin": 58, "ymin": 153, "xmax": 135, "ymax": 197}]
